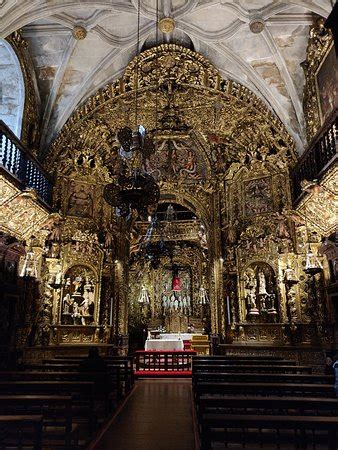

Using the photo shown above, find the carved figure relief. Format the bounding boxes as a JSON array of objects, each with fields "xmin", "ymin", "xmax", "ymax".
[
  {"xmin": 244, "ymin": 177, "xmax": 273, "ymax": 216},
  {"xmin": 61, "ymin": 265, "xmax": 96, "ymax": 325},
  {"xmin": 243, "ymin": 262, "xmax": 278, "ymax": 322},
  {"xmin": 67, "ymin": 182, "xmax": 94, "ymax": 217}
]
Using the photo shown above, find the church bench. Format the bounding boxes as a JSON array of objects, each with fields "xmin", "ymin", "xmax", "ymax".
[
  {"xmin": 194, "ymin": 381, "xmax": 336, "ymax": 400},
  {"xmin": 27, "ymin": 362, "xmax": 133, "ymax": 393},
  {"xmin": 0, "ymin": 369, "xmax": 124, "ymax": 398},
  {"xmin": 196, "ymin": 395, "xmax": 338, "ymax": 418},
  {"xmin": 0, "ymin": 370, "xmax": 125, "ymax": 418},
  {"xmin": 0, "ymin": 381, "xmax": 96, "ymax": 431},
  {"xmin": 199, "ymin": 413, "xmax": 338, "ymax": 450},
  {"xmin": 193, "ymin": 356, "xmax": 298, "ymax": 365},
  {"xmin": 192, "ymin": 364, "xmax": 313, "ymax": 374},
  {"xmin": 0, "ymin": 415, "xmax": 43, "ymax": 450},
  {"xmin": 192, "ymin": 372, "xmax": 334, "ymax": 386},
  {"xmin": 0, "ymin": 395, "xmax": 78, "ymax": 449},
  {"xmin": 194, "ymin": 355, "xmax": 289, "ymax": 361},
  {"xmin": 25, "ymin": 363, "xmax": 81, "ymax": 371},
  {"xmin": 43, "ymin": 358, "xmax": 134, "ymax": 390}
]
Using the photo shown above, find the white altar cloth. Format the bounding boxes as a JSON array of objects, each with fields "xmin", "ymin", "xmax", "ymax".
[
  {"xmin": 160, "ymin": 333, "xmax": 193, "ymax": 341},
  {"xmin": 145, "ymin": 339, "xmax": 184, "ymax": 351}
]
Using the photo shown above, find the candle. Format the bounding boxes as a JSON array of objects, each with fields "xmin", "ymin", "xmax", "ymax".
[{"xmin": 226, "ymin": 296, "xmax": 231, "ymax": 325}]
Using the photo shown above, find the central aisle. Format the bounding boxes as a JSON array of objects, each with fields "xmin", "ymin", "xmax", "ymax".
[{"xmin": 94, "ymin": 379, "xmax": 196, "ymax": 450}]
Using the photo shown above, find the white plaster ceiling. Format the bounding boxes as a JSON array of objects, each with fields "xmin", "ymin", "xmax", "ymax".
[{"xmin": 0, "ymin": 0, "xmax": 333, "ymax": 153}]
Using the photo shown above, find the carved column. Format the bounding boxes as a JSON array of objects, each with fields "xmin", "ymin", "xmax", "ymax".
[
  {"xmin": 111, "ymin": 228, "xmax": 130, "ymax": 347},
  {"xmin": 209, "ymin": 185, "xmax": 223, "ymax": 335}
]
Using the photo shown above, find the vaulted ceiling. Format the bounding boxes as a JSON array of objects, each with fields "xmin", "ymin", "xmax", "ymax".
[{"xmin": 0, "ymin": 0, "xmax": 333, "ymax": 153}]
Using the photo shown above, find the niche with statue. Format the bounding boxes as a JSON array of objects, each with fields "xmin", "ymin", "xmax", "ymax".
[
  {"xmin": 60, "ymin": 265, "xmax": 97, "ymax": 325},
  {"xmin": 242, "ymin": 262, "xmax": 279, "ymax": 322}
]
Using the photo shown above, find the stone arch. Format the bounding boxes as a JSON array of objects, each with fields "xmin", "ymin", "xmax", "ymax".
[
  {"xmin": 0, "ymin": 39, "xmax": 24, "ymax": 138},
  {"xmin": 159, "ymin": 189, "xmax": 211, "ymax": 227}
]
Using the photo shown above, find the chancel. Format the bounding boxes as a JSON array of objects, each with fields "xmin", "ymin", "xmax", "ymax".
[{"xmin": 0, "ymin": 1, "xmax": 337, "ymax": 449}]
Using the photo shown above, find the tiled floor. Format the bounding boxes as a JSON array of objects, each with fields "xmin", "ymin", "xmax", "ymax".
[{"xmin": 94, "ymin": 379, "xmax": 196, "ymax": 450}]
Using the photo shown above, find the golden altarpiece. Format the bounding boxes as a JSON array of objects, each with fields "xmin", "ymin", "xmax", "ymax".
[{"xmin": 2, "ymin": 21, "xmax": 335, "ymax": 364}]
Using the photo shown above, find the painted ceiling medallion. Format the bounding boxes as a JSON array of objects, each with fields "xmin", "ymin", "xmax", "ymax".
[
  {"xmin": 72, "ymin": 26, "xmax": 87, "ymax": 40},
  {"xmin": 249, "ymin": 19, "xmax": 265, "ymax": 34},
  {"xmin": 159, "ymin": 17, "xmax": 175, "ymax": 34}
]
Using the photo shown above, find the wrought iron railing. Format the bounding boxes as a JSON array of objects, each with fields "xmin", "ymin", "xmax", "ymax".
[
  {"xmin": 0, "ymin": 120, "xmax": 52, "ymax": 205},
  {"xmin": 291, "ymin": 109, "xmax": 337, "ymax": 203}
]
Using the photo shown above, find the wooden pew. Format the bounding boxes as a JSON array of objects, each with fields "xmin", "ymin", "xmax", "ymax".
[
  {"xmin": 0, "ymin": 415, "xmax": 43, "ymax": 450},
  {"xmin": 193, "ymin": 355, "xmax": 297, "ymax": 365},
  {"xmin": 25, "ymin": 363, "xmax": 81, "ymax": 371},
  {"xmin": 192, "ymin": 363, "xmax": 313, "ymax": 374},
  {"xmin": 0, "ymin": 370, "xmax": 123, "ymax": 398},
  {"xmin": 0, "ymin": 381, "xmax": 96, "ymax": 431},
  {"xmin": 192, "ymin": 371, "xmax": 334, "ymax": 385},
  {"xmin": 197, "ymin": 395, "xmax": 338, "ymax": 417},
  {"xmin": 200, "ymin": 414, "xmax": 338, "ymax": 450},
  {"xmin": 192, "ymin": 356, "xmax": 298, "ymax": 366},
  {"xmin": 194, "ymin": 381, "xmax": 336, "ymax": 399},
  {"xmin": 43, "ymin": 357, "xmax": 134, "ymax": 391},
  {"xmin": 0, "ymin": 395, "xmax": 77, "ymax": 449}
]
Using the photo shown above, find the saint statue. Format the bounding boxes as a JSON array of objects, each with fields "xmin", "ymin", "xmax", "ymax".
[
  {"xmin": 246, "ymin": 291, "xmax": 259, "ymax": 315},
  {"xmin": 68, "ymin": 183, "xmax": 93, "ymax": 218},
  {"xmin": 73, "ymin": 277, "xmax": 83, "ymax": 295},
  {"xmin": 258, "ymin": 270, "xmax": 267, "ymax": 295},
  {"xmin": 63, "ymin": 294, "xmax": 71, "ymax": 314},
  {"xmin": 172, "ymin": 275, "xmax": 182, "ymax": 292}
]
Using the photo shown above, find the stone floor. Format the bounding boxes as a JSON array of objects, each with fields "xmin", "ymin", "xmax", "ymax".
[{"xmin": 94, "ymin": 379, "xmax": 196, "ymax": 450}]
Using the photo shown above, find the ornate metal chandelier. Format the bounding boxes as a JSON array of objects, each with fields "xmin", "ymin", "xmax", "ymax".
[
  {"xmin": 139, "ymin": 215, "xmax": 172, "ymax": 268},
  {"xmin": 104, "ymin": 170, "xmax": 160, "ymax": 219},
  {"xmin": 103, "ymin": 0, "xmax": 160, "ymax": 220}
]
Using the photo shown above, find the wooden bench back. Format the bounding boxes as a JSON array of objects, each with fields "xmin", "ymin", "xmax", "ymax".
[
  {"xmin": 0, "ymin": 415, "xmax": 43, "ymax": 450},
  {"xmin": 194, "ymin": 381, "xmax": 336, "ymax": 398},
  {"xmin": 192, "ymin": 371, "xmax": 333, "ymax": 384},
  {"xmin": 192, "ymin": 364, "xmax": 312, "ymax": 374}
]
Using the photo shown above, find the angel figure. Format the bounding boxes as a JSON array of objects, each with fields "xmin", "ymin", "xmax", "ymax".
[{"xmin": 275, "ymin": 213, "xmax": 290, "ymax": 239}]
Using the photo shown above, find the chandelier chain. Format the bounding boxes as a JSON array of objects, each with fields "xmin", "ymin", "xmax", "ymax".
[{"xmin": 135, "ymin": 0, "xmax": 141, "ymax": 128}]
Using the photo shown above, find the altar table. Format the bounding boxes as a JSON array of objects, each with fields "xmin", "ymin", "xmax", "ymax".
[{"xmin": 145, "ymin": 339, "xmax": 184, "ymax": 351}]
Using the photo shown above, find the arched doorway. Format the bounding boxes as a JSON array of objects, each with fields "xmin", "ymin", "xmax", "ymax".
[{"xmin": 128, "ymin": 201, "xmax": 211, "ymax": 351}]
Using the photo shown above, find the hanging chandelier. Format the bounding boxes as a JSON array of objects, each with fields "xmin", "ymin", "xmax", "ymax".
[
  {"xmin": 103, "ymin": 0, "xmax": 160, "ymax": 220},
  {"xmin": 139, "ymin": 215, "xmax": 172, "ymax": 268},
  {"xmin": 104, "ymin": 170, "xmax": 160, "ymax": 219}
]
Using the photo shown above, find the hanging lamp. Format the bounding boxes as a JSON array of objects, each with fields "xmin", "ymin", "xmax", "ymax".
[{"xmin": 103, "ymin": 0, "xmax": 160, "ymax": 220}]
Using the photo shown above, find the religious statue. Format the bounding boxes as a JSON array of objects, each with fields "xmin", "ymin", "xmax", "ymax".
[
  {"xmin": 55, "ymin": 264, "xmax": 63, "ymax": 285},
  {"xmin": 62, "ymin": 294, "xmax": 72, "ymax": 314},
  {"xmin": 258, "ymin": 271, "xmax": 267, "ymax": 295},
  {"xmin": 67, "ymin": 182, "xmax": 93, "ymax": 217},
  {"xmin": 275, "ymin": 213, "xmax": 290, "ymax": 239},
  {"xmin": 246, "ymin": 291, "xmax": 259, "ymax": 315},
  {"xmin": 172, "ymin": 266, "xmax": 182, "ymax": 292},
  {"xmin": 226, "ymin": 220, "xmax": 238, "ymax": 245},
  {"xmin": 72, "ymin": 277, "xmax": 83, "ymax": 295}
]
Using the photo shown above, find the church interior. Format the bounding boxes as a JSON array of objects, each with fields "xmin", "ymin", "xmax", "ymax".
[{"xmin": 0, "ymin": 0, "xmax": 337, "ymax": 448}]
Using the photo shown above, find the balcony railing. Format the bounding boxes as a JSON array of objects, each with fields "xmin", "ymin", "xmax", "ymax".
[
  {"xmin": 0, "ymin": 120, "xmax": 52, "ymax": 206},
  {"xmin": 291, "ymin": 109, "xmax": 337, "ymax": 203}
]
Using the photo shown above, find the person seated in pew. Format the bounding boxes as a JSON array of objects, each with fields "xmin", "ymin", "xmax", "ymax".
[
  {"xmin": 324, "ymin": 353, "xmax": 335, "ymax": 375},
  {"xmin": 79, "ymin": 347, "xmax": 107, "ymax": 372}
]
